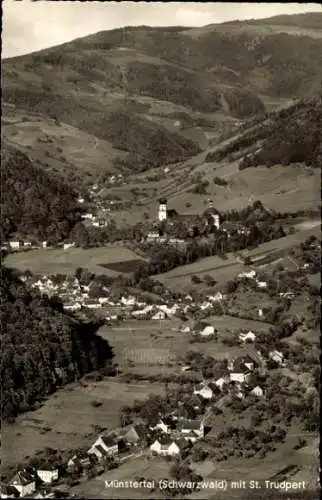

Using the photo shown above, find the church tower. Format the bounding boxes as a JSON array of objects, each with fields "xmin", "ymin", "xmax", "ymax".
[
  {"xmin": 158, "ymin": 198, "xmax": 167, "ymax": 221},
  {"xmin": 208, "ymin": 199, "xmax": 220, "ymax": 229}
]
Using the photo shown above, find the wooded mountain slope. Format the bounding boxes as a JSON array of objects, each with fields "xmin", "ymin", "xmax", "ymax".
[
  {"xmin": 1, "ymin": 144, "xmax": 82, "ymax": 241},
  {"xmin": 0, "ymin": 265, "xmax": 114, "ymax": 421}
]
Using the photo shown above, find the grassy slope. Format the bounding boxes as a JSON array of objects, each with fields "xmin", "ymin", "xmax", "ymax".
[{"xmin": 155, "ymin": 224, "xmax": 321, "ymax": 292}]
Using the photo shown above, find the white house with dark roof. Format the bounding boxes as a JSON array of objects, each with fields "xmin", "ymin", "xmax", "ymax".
[
  {"xmin": 230, "ymin": 372, "xmax": 251, "ymax": 384},
  {"xmin": 88, "ymin": 435, "xmax": 118, "ymax": 460},
  {"xmin": 123, "ymin": 424, "xmax": 149, "ymax": 446},
  {"xmin": 199, "ymin": 325, "xmax": 215, "ymax": 337},
  {"xmin": 37, "ymin": 465, "xmax": 59, "ymax": 484},
  {"xmin": 152, "ymin": 310, "xmax": 167, "ymax": 320},
  {"xmin": 239, "ymin": 331, "xmax": 256, "ymax": 343},
  {"xmin": 250, "ymin": 386, "xmax": 264, "ymax": 397},
  {"xmin": 9, "ymin": 471, "xmax": 36, "ymax": 497},
  {"xmin": 193, "ymin": 383, "xmax": 213, "ymax": 400},
  {"xmin": 150, "ymin": 418, "xmax": 170, "ymax": 434},
  {"xmin": 63, "ymin": 242, "xmax": 76, "ymax": 250},
  {"xmin": 150, "ymin": 438, "xmax": 180, "ymax": 457},
  {"xmin": 269, "ymin": 350, "xmax": 285, "ymax": 366},
  {"xmin": 215, "ymin": 376, "xmax": 228, "ymax": 391},
  {"xmin": 177, "ymin": 419, "xmax": 204, "ymax": 440}
]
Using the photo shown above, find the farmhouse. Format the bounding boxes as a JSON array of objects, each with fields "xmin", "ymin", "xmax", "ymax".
[
  {"xmin": 152, "ymin": 310, "xmax": 167, "ymax": 320},
  {"xmin": 200, "ymin": 301, "xmax": 212, "ymax": 311},
  {"xmin": 221, "ymin": 221, "xmax": 248, "ymax": 236},
  {"xmin": 63, "ymin": 242, "xmax": 76, "ymax": 250},
  {"xmin": 150, "ymin": 438, "xmax": 180, "ymax": 457},
  {"xmin": 9, "ymin": 471, "xmax": 36, "ymax": 498},
  {"xmin": 214, "ymin": 377, "xmax": 228, "ymax": 391},
  {"xmin": 9, "ymin": 241, "xmax": 22, "ymax": 249},
  {"xmin": 36, "ymin": 466, "xmax": 59, "ymax": 484},
  {"xmin": 238, "ymin": 270, "xmax": 256, "ymax": 279},
  {"xmin": 269, "ymin": 350, "xmax": 285, "ymax": 366},
  {"xmin": 177, "ymin": 419, "xmax": 204, "ymax": 440},
  {"xmin": 193, "ymin": 383, "xmax": 213, "ymax": 400},
  {"xmin": 251, "ymin": 386, "xmax": 264, "ymax": 397},
  {"xmin": 147, "ymin": 231, "xmax": 161, "ymax": 242},
  {"xmin": 208, "ymin": 292, "xmax": 224, "ymax": 302},
  {"xmin": 88, "ymin": 435, "xmax": 118, "ymax": 460},
  {"xmin": 199, "ymin": 325, "xmax": 215, "ymax": 337},
  {"xmin": 123, "ymin": 424, "xmax": 149, "ymax": 446},
  {"xmin": 227, "ymin": 357, "xmax": 236, "ymax": 371},
  {"xmin": 150, "ymin": 418, "xmax": 172, "ymax": 434},
  {"xmin": 121, "ymin": 296, "xmax": 136, "ymax": 306},
  {"xmin": 230, "ymin": 372, "xmax": 251, "ymax": 384},
  {"xmin": 82, "ymin": 299, "xmax": 102, "ymax": 309},
  {"xmin": 67, "ymin": 452, "xmax": 92, "ymax": 472},
  {"xmin": 132, "ymin": 305, "xmax": 154, "ymax": 317},
  {"xmin": 64, "ymin": 302, "xmax": 81, "ymax": 311},
  {"xmin": 234, "ymin": 355, "xmax": 255, "ymax": 372},
  {"xmin": 239, "ymin": 331, "xmax": 256, "ymax": 343}
]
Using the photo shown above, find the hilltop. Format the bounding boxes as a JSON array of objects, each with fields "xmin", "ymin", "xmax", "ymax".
[{"xmin": 3, "ymin": 12, "xmax": 322, "ymax": 182}]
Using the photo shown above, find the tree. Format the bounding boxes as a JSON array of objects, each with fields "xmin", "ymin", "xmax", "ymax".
[{"xmin": 69, "ymin": 222, "xmax": 90, "ymax": 247}]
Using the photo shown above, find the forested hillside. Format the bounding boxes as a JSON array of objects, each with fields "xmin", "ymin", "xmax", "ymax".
[
  {"xmin": 0, "ymin": 266, "xmax": 114, "ymax": 421},
  {"xmin": 206, "ymin": 98, "xmax": 322, "ymax": 168},
  {"xmin": 1, "ymin": 144, "xmax": 82, "ymax": 241}
]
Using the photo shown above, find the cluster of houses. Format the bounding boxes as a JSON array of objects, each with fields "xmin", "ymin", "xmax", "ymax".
[
  {"xmin": 74, "ymin": 346, "xmax": 287, "ymax": 463},
  {"xmin": 81, "ymin": 212, "xmax": 108, "ymax": 228},
  {"xmin": 21, "ymin": 272, "xmax": 227, "ymax": 324},
  {"xmin": 184, "ymin": 346, "xmax": 286, "ymax": 405},
  {"xmin": 237, "ymin": 269, "xmax": 267, "ymax": 289},
  {"xmin": 2, "ymin": 240, "xmax": 49, "ymax": 251},
  {"xmin": 2, "ymin": 240, "xmax": 78, "ymax": 252},
  {"xmin": 0, "ymin": 465, "xmax": 59, "ymax": 499}
]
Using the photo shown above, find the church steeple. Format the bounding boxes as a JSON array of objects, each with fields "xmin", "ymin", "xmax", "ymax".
[{"xmin": 158, "ymin": 198, "xmax": 167, "ymax": 221}]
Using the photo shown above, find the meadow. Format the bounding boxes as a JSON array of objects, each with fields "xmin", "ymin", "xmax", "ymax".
[
  {"xmin": 71, "ymin": 456, "xmax": 171, "ymax": 499},
  {"xmin": 5, "ymin": 245, "xmax": 146, "ymax": 276},
  {"xmin": 1, "ymin": 379, "xmax": 164, "ymax": 472}
]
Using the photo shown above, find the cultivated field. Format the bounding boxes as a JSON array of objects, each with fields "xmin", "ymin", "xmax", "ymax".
[
  {"xmin": 98, "ymin": 317, "xmax": 271, "ymax": 377},
  {"xmin": 4, "ymin": 245, "xmax": 146, "ymax": 276},
  {"xmin": 1, "ymin": 379, "xmax": 164, "ymax": 471}
]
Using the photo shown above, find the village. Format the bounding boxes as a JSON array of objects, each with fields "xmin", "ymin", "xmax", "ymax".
[
  {"xmin": 1, "ymin": 330, "xmax": 289, "ymax": 499},
  {"xmin": 2, "ymin": 233, "xmax": 320, "ymax": 498},
  {"xmin": 1, "ymin": 191, "xmax": 320, "ymax": 499}
]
